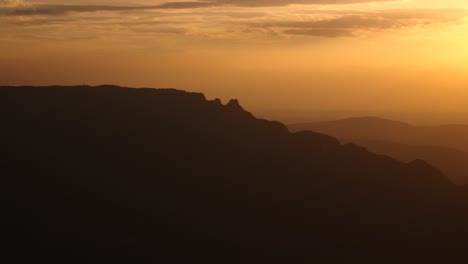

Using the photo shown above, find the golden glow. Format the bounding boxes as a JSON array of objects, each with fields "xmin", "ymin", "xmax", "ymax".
[{"xmin": 2, "ymin": 0, "xmax": 468, "ymax": 117}]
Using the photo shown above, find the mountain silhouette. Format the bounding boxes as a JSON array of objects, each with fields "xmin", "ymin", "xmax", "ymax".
[
  {"xmin": 289, "ymin": 116, "xmax": 468, "ymax": 184},
  {"xmin": 2, "ymin": 86, "xmax": 468, "ymax": 262},
  {"xmin": 345, "ymin": 139, "xmax": 468, "ymax": 185},
  {"xmin": 289, "ymin": 116, "xmax": 468, "ymax": 151}
]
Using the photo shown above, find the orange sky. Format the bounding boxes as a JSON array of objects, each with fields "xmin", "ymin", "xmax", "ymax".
[{"xmin": 2, "ymin": 0, "xmax": 468, "ymax": 120}]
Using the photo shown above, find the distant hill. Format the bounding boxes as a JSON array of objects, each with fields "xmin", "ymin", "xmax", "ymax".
[
  {"xmin": 289, "ymin": 116, "xmax": 468, "ymax": 151},
  {"xmin": 289, "ymin": 117, "xmax": 468, "ymax": 184},
  {"xmin": 348, "ymin": 139, "xmax": 468, "ymax": 185},
  {"xmin": 2, "ymin": 86, "xmax": 468, "ymax": 262}
]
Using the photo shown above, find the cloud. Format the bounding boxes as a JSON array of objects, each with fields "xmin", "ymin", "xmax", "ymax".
[
  {"xmin": 251, "ymin": 9, "xmax": 468, "ymax": 37},
  {"xmin": 1, "ymin": 2, "xmax": 466, "ymax": 41},
  {"xmin": 0, "ymin": 0, "xmax": 25, "ymax": 8},
  {"xmin": 156, "ymin": 2, "xmax": 216, "ymax": 9},
  {"xmin": 203, "ymin": 0, "xmax": 392, "ymax": 7},
  {"xmin": 0, "ymin": 2, "xmax": 216, "ymax": 16},
  {"xmin": 283, "ymin": 28, "xmax": 353, "ymax": 37},
  {"xmin": 0, "ymin": 0, "xmax": 396, "ymax": 17}
]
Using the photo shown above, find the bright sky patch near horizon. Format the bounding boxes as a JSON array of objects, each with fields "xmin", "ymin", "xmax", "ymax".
[{"xmin": 2, "ymin": 0, "xmax": 468, "ymax": 120}]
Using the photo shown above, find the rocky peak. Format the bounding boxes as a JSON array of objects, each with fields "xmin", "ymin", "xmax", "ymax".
[
  {"xmin": 211, "ymin": 98, "xmax": 222, "ymax": 106},
  {"xmin": 226, "ymin": 99, "xmax": 243, "ymax": 110}
]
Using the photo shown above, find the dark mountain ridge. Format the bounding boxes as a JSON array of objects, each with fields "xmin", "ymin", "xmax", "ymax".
[
  {"xmin": 289, "ymin": 116, "xmax": 468, "ymax": 184},
  {"xmin": 289, "ymin": 116, "xmax": 468, "ymax": 152},
  {"xmin": 344, "ymin": 139, "xmax": 468, "ymax": 185},
  {"xmin": 2, "ymin": 86, "xmax": 468, "ymax": 262}
]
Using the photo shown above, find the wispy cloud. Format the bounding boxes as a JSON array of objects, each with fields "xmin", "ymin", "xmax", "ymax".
[
  {"xmin": 0, "ymin": 0, "xmax": 25, "ymax": 8},
  {"xmin": 193, "ymin": 0, "xmax": 393, "ymax": 7},
  {"xmin": 0, "ymin": 3, "xmax": 216, "ymax": 16},
  {"xmin": 0, "ymin": 0, "xmax": 396, "ymax": 17},
  {"xmin": 1, "ymin": 1, "xmax": 466, "ymax": 41},
  {"xmin": 252, "ymin": 9, "xmax": 468, "ymax": 37}
]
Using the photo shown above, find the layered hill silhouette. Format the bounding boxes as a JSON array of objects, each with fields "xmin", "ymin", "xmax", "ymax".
[
  {"xmin": 345, "ymin": 139, "xmax": 468, "ymax": 185},
  {"xmin": 2, "ymin": 86, "xmax": 468, "ymax": 262},
  {"xmin": 289, "ymin": 116, "xmax": 468, "ymax": 152},
  {"xmin": 290, "ymin": 116, "xmax": 468, "ymax": 184}
]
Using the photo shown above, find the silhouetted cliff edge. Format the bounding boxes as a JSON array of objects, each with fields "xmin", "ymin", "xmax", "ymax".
[{"xmin": 2, "ymin": 86, "xmax": 467, "ymax": 262}]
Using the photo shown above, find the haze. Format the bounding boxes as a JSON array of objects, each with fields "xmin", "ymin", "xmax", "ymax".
[{"xmin": 2, "ymin": 0, "xmax": 468, "ymax": 123}]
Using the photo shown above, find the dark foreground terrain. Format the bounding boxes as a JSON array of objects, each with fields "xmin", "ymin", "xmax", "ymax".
[{"xmin": 2, "ymin": 86, "xmax": 468, "ymax": 262}]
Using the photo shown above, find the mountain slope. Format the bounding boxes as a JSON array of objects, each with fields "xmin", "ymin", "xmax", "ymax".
[
  {"xmin": 289, "ymin": 116, "xmax": 468, "ymax": 184},
  {"xmin": 345, "ymin": 139, "xmax": 468, "ymax": 185},
  {"xmin": 2, "ymin": 86, "xmax": 468, "ymax": 262},
  {"xmin": 289, "ymin": 116, "xmax": 468, "ymax": 152}
]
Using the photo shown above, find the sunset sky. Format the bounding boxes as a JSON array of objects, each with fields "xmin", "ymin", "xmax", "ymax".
[{"xmin": 2, "ymin": 0, "xmax": 468, "ymax": 120}]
